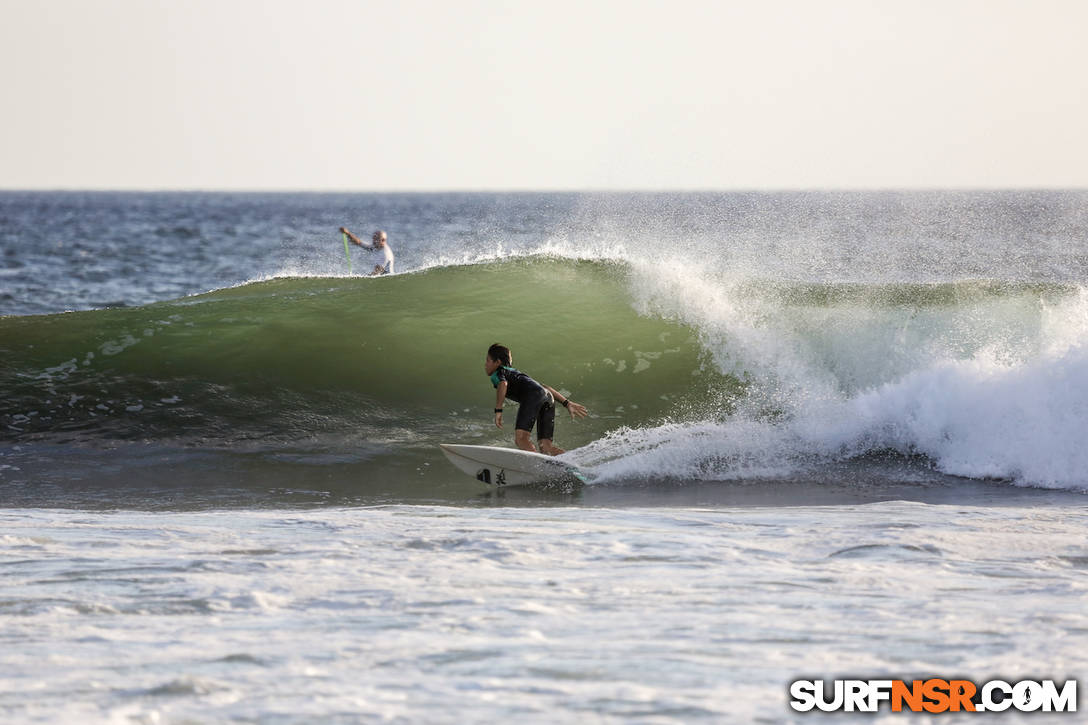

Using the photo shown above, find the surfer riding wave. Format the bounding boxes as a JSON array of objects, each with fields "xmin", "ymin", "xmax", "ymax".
[{"xmin": 485, "ymin": 343, "xmax": 588, "ymax": 455}]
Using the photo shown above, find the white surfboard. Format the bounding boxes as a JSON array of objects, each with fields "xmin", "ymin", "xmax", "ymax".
[{"xmin": 439, "ymin": 444, "xmax": 586, "ymax": 487}]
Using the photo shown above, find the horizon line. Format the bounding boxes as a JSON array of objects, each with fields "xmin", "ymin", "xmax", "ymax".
[{"xmin": 3, "ymin": 186, "xmax": 1088, "ymax": 194}]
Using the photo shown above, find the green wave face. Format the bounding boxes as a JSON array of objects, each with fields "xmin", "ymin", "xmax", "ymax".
[
  {"xmin": 4, "ymin": 258, "xmax": 1086, "ymax": 493},
  {"xmin": 1, "ymin": 258, "xmax": 733, "ymax": 449}
]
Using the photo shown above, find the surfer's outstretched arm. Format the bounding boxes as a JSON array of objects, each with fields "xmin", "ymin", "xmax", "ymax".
[
  {"xmin": 542, "ymin": 385, "xmax": 588, "ymax": 420},
  {"xmin": 339, "ymin": 227, "xmax": 371, "ymax": 248}
]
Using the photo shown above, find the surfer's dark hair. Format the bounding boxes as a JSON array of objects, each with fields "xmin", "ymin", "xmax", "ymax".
[{"xmin": 487, "ymin": 343, "xmax": 511, "ymax": 366}]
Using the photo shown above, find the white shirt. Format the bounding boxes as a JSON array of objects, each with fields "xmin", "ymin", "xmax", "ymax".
[{"xmin": 369, "ymin": 243, "xmax": 394, "ymax": 274}]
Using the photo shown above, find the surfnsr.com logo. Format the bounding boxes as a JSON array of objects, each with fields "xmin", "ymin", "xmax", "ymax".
[{"xmin": 789, "ymin": 679, "xmax": 1077, "ymax": 713}]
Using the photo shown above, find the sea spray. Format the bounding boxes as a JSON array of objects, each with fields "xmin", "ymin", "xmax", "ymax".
[{"xmin": 580, "ymin": 263, "xmax": 1088, "ymax": 490}]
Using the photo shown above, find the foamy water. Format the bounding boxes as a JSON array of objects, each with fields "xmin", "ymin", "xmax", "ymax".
[
  {"xmin": 573, "ymin": 259, "xmax": 1088, "ymax": 491},
  {"xmin": 2, "ymin": 503, "xmax": 1086, "ymax": 723}
]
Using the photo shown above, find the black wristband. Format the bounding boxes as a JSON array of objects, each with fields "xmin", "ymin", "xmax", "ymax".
[
  {"xmin": 494, "ymin": 408, "xmax": 503, "ymax": 413},
  {"xmin": 561, "ymin": 398, "xmax": 570, "ymax": 408}
]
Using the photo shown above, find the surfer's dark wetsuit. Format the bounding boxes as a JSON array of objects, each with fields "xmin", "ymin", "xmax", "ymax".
[{"xmin": 489, "ymin": 366, "xmax": 556, "ymax": 440}]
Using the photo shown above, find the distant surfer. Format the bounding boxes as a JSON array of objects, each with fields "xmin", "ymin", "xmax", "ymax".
[
  {"xmin": 340, "ymin": 227, "xmax": 394, "ymax": 275},
  {"xmin": 485, "ymin": 343, "xmax": 588, "ymax": 455}
]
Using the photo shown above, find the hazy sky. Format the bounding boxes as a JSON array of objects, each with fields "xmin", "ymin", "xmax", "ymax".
[{"xmin": 3, "ymin": 0, "xmax": 1087, "ymax": 190}]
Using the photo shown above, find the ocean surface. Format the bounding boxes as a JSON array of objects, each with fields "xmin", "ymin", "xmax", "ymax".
[{"xmin": 1, "ymin": 191, "xmax": 1086, "ymax": 722}]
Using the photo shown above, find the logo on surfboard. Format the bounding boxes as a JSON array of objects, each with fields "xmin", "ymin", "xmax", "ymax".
[{"xmin": 475, "ymin": 468, "xmax": 508, "ymax": 486}]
